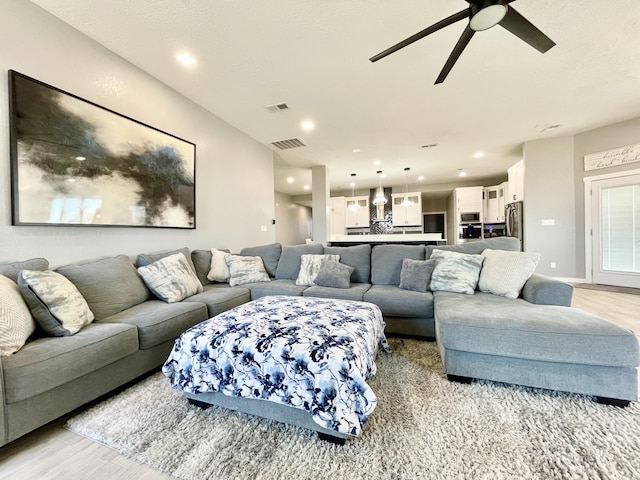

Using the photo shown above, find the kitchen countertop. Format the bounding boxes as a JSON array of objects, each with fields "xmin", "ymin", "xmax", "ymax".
[{"xmin": 329, "ymin": 233, "xmax": 447, "ymax": 244}]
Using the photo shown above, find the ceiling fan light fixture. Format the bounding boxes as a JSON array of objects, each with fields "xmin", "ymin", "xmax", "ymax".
[{"xmin": 470, "ymin": 4, "xmax": 507, "ymax": 31}]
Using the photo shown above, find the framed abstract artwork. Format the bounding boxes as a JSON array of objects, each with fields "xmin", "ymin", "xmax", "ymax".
[{"xmin": 8, "ymin": 70, "xmax": 196, "ymax": 229}]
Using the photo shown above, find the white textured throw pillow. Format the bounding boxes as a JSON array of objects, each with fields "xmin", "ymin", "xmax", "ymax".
[
  {"xmin": 478, "ymin": 249, "xmax": 541, "ymax": 299},
  {"xmin": 0, "ymin": 275, "xmax": 36, "ymax": 355},
  {"xmin": 138, "ymin": 253, "xmax": 203, "ymax": 303},
  {"xmin": 18, "ymin": 270, "xmax": 94, "ymax": 336},
  {"xmin": 225, "ymin": 255, "xmax": 270, "ymax": 287},
  {"xmin": 207, "ymin": 248, "xmax": 231, "ymax": 282},
  {"xmin": 295, "ymin": 254, "xmax": 340, "ymax": 286}
]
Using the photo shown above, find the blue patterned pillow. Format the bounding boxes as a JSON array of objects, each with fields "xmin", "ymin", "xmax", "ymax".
[
  {"xmin": 138, "ymin": 253, "xmax": 203, "ymax": 303},
  {"xmin": 429, "ymin": 250, "xmax": 484, "ymax": 295}
]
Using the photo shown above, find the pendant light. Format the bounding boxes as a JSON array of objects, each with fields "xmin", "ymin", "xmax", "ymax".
[
  {"xmin": 373, "ymin": 170, "xmax": 387, "ymax": 206},
  {"xmin": 348, "ymin": 173, "xmax": 360, "ymax": 212},
  {"xmin": 401, "ymin": 167, "xmax": 415, "ymax": 207}
]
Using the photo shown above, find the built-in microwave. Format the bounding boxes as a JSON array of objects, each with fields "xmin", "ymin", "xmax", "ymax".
[{"xmin": 460, "ymin": 212, "xmax": 481, "ymax": 223}]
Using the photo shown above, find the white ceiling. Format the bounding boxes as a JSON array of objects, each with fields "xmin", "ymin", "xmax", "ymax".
[{"xmin": 31, "ymin": 0, "xmax": 640, "ymax": 197}]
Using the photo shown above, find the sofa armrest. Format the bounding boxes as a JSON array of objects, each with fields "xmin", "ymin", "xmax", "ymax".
[{"xmin": 521, "ymin": 273, "xmax": 573, "ymax": 306}]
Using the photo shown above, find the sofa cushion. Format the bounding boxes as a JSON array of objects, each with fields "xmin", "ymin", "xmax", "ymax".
[
  {"xmin": 240, "ymin": 243, "xmax": 282, "ymax": 277},
  {"xmin": 295, "ymin": 254, "xmax": 340, "ymax": 286},
  {"xmin": 137, "ymin": 247, "xmax": 197, "ymax": 275},
  {"xmin": 138, "ymin": 253, "xmax": 203, "ymax": 303},
  {"xmin": 18, "ymin": 270, "xmax": 94, "ymax": 336},
  {"xmin": 429, "ymin": 250, "xmax": 484, "ymax": 295},
  {"xmin": 184, "ymin": 284, "xmax": 251, "ymax": 317},
  {"xmin": 0, "ymin": 258, "xmax": 49, "ymax": 283},
  {"xmin": 399, "ymin": 259, "xmax": 436, "ymax": 293},
  {"xmin": 364, "ymin": 285, "xmax": 434, "ymax": 318},
  {"xmin": 0, "ymin": 274, "xmax": 36, "ymax": 356},
  {"xmin": 207, "ymin": 248, "xmax": 231, "ymax": 282},
  {"xmin": 313, "ymin": 260, "xmax": 355, "ymax": 289},
  {"xmin": 226, "ymin": 255, "xmax": 270, "ymax": 287},
  {"xmin": 1, "ymin": 322, "xmax": 138, "ymax": 403},
  {"xmin": 478, "ymin": 249, "xmax": 541, "ymax": 299},
  {"xmin": 303, "ymin": 283, "xmax": 370, "ymax": 302},
  {"xmin": 434, "ymin": 291, "xmax": 640, "ymax": 367},
  {"xmin": 248, "ymin": 279, "xmax": 307, "ymax": 300},
  {"xmin": 371, "ymin": 245, "xmax": 425, "ymax": 285},
  {"xmin": 56, "ymin": 255, "xmax": 149, "ymax": 321},
  {"xmin": 275, "ymin": 244, "xmax": 324, "ymax": 280},
  {"xmin": 426, "ymin": 237, "xmax": 521, "ymax": 258},
  {"xmin": 323, "ymin": 244, "xmax": 371, "ymax": 283},
  {"xmin": 97, "ymin": 300, "xmax": 208, "ymax": 350}
]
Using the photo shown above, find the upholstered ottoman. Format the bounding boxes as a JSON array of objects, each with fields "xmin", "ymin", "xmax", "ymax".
[{"xmin": 434, "ymin": 291, "xmax": 639, "ymax": 405}]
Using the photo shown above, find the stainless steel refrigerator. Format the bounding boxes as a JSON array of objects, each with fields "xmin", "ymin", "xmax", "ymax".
[{"xmin": 505, "ymin": 201, "xmax": 524, "ymax": 250}]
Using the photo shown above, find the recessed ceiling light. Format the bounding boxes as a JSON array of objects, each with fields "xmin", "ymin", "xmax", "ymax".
[
  {"xmin": 301, "ymin": 119, "xmax": 315, "ymax": 131},
  {"xmin": 287, "ymin": 177, "xmax": 294, "ymax": 183},
  {"xmin": 353, "ymin": 148, "xmax": 361, "ymax": 153},
  {"xmin": 303, "ymin": 185, "xmax": 310, "ymax": 191},
  {"xmin": 418, "ymin": 176, "xmax": 424, "ymax": 181},
  {"xmin": 176, "ymin": 52, "xmax": 197, "ymax": 66},
  {"xmin": 373, "ymin": 160, "xmax": 381, "ymax": 166},
  {"xmin": 457, "ymin": 169, "xmax": 467, "ymax": 177},
  {"xmin": 349, "ymin": 182, "xmax": 356, "ymax": 187},
  {"xmin": 473, "ymin": 152, "xmax": 484, "ymax": 158}
]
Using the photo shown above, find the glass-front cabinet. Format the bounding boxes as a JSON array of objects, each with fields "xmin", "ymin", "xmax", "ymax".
[
  {"xmin": 391, "ymin": 193, "xmax": 422, "ymax": 226},
  {"xmin": 345, "ymin": 196, "xmax": 370, "ymax": 228}
]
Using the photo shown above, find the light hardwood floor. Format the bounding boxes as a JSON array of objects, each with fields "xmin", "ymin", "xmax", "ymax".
[{"xmin": 0, "ymin": 287, "xmax": 638, "ymax": 479}]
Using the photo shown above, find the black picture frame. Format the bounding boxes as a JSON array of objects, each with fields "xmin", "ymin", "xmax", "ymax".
[{"xmin": 8, "ymin": 70, "xmax": 196, "ymax": 229}]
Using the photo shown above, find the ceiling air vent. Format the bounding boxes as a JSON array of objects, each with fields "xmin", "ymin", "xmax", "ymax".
[
  {"xmin": 268, "ymin": 137, "xmax": 307, "ymax": 150},
  {"xmin": 265, "ymin": 103, "xmax": 289, "ymax": 112}
]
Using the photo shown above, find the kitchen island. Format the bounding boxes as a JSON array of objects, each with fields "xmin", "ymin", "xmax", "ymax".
[{"xmin": 328, "ymin": 233, "xmax": 447, "ymax": 247}]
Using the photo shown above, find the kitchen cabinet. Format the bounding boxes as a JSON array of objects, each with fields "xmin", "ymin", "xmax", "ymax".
[
  {"xmin": 391, "ymin": 192, "xmax": 422, "ymax": 227},
  {"xmin": 329, "ymin": 196, "xmax": 346, "ymax": 235},
  {"xmin": 483, "ymin": 183, "xmax": 506, "ymax": 223},
  {"xmin": 455, "ymin": 186, "xmax": 484, "ymax": 219},
  {"xmin": 508, "ymin": 160, "xmax": 524, "ymax": 203},
  {"xmin": 344, "ymin": 195, "xmax": 370, "ymax": 228}
]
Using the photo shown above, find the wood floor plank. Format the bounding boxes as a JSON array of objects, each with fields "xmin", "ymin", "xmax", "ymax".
[{"xmin": 0, "ymin": 287, "xmax": 637, "ymax": 479}]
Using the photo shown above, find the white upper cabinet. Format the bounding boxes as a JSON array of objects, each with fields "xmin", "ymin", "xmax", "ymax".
[
  {"xmin": 391, "ymin": 193, "xmax": 422, "ymax": 226},
  {"xmin": 483, "ymin": 183, "xmax": 507, "ymax": 223},
  {"xmin": 344, "ymin": 195, "xmax": 370, "ymax": 228},
  {"xmin": 507, "ymin": 160, "xmax": 524, "ymax": 203},
  {"xmin": 455, "ymin": 186, "xmax": 484, "ymax": 218}
]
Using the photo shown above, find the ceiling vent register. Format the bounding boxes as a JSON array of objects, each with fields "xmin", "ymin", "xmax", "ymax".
[{"xmin": 268, "ymin": 137, "xmax": 307, "ymax": 150}]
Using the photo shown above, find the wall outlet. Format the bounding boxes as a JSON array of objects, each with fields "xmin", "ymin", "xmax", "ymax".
[
  {"xmin": 550, "ymin": 262, "xmax": 557, "ymax": 269},
  {"xmin": 260, "ymin": 225, "xmax": 267, "ymax": 232}
]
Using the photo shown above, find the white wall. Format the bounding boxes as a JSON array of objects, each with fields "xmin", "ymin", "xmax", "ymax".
[
  {"xmin": 274, "ymin": 191, "xmax": 312, "ymax": 246},
  {"xmin": 0, "ymin": 0, "xmax": 275, "ymax": 267}
]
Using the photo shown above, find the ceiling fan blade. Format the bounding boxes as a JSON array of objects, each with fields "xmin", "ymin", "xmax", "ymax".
[
  {"xmin": 370, "ymin": 9, "xmax": 469, "ymax": 63},
  {"xmin": 499, "ymin": 5, "xmax": 555, "ymax": 53},
  {"xmin": 435, "ymin": 25, "xmax": 475, "ymax": 84}
]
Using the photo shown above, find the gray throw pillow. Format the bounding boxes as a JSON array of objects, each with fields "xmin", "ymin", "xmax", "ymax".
[
  {"xmin": 138, "ymin": 253, "xmax": 203, "ymax": 303},
  {"xmin": 313, "ymin": 260, "xmax": 354, "ymax": 289},
  {"xmin": 399, "ymin": 258, "xmax": 436, "ymax": 293},
  {"xmin": 18, "ymin": 270, "xmax": 94, "ymax": 336},
  {"xmin": 295, "ymin": 254, "xmax": 340, "ymax": 286},
  {"xmin": 240, "ymin": 243, "xmax": 282, "ymax": 277},
  {"xmin": 429, "ymin": 250, "xmax": 484, "ymax": 295}
]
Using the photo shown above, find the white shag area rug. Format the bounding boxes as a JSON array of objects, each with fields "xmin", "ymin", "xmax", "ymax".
[{"xmin": 66, "ymin": 338, "xmax": 640, "ymax": 480}]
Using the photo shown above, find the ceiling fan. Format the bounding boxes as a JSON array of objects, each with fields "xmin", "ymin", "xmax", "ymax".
[{"xmin": 369, "ymin": 0, "xmax": 555, "ymax": 84}]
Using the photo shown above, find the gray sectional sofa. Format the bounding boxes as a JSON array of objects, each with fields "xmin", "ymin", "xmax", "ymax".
[{"xmin": 0, "ymin": 238, "xmax": 637, "ymax": 447}]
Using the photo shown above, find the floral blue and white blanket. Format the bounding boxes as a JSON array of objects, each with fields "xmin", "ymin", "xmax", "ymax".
[{"xmin": 162, "ymin": 295, "xmax": 390, "ymax": 436}]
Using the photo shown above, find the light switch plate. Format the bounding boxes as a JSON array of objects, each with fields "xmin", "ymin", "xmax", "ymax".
[{"xmin": 541, "ymin": 219, "xmax": 555, "ymax": 226}]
